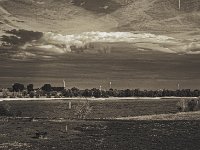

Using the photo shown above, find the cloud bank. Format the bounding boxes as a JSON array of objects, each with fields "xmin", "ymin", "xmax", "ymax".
[
  {"xmin": 41, "ymin": 31, "xmax": 176, "ymax": 52},
  {"xmin": 1, "ymin": 30, "xmax": 200, "ymax": 60}
]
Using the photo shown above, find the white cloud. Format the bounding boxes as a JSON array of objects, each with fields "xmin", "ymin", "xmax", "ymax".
[
  {"xmin": 16, "ymin": 31, "xmax": 200, "ymax": 56},
  {"xmin": 41, "ymin": 31, "xmax": 175, "ymax": 52}
]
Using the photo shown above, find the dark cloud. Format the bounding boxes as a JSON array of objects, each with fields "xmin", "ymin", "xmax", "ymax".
[{"xmin": 1, "ymin": 29, "xmax": 43, "ymax": 46}]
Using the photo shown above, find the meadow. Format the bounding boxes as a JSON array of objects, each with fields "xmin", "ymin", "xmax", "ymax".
[
  {"xmin": 0, "ymin": 98, "xmax": 179, "ymax": 119},
  {"xmin": 1, "ymin": 98, "xmax": 200, "ymax": 150}
]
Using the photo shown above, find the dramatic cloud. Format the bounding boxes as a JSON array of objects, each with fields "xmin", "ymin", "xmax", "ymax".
[
  {"xmin": 41, "ymin": 32, "xmax": 200, "ymax": 54},
  {"xmin": 1, "ymin": 30, "xmax": 200, "ymax": 60},
  {"xmin": 41, "ymin": 31, "xmax": 176, "ymax": 52}
]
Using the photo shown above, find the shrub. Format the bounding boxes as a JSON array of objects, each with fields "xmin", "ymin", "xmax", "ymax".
[
  {"xmin": 36, "ymin": 94, "xmax": 40, "ymax": 98},
  {"xmin": 34, "ymin": 132, "xmax": 48, "ymax": 139},
  {"xmin": 0, "ymin": 103, "xmax": 12, "ymax": 116},
  {"xmin": 46, "ymin": 94, "xmax": 51, "ymax": 98},
  {"xmin": 16, "ymin": 110, "xmax": 22, "ymax": 117},
  {"xmin": 177, "ymin": 99, "xmax": 200, "ymax": 112},
  {"xmin": 74, "ymin": 101, "xmax": 93, "ymax": 119},
  {"xmin": 29, "ymin": 91, "xmax": 35, "ymax": 98},
  {"xmin": 2, "ymin": 89, "xmax": 9, "ymax": 98},
  {"xmin": 54, "ymin": 95, "xmax": 60, "ymax": 98},
  {"xmin": 177, "ymin": 99, "xmax": 187, "ymax": 112},
  {"xmin": 188, "ymin": 99, "xmax": 197, "ymax": 111}
]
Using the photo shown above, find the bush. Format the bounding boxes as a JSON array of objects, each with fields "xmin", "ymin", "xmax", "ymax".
[
  {"xmin": 54, "ymin": 95, "xmax": 60, "ymax": 98},
  {"xmin": 36, "ymin": 94, "xmax": 40, "ymax": 98},
  {"xmin": 177, "ymin": 99, "xmax": 200, "ymax": 112},
  {"xmin": 46, "ymin": 94, "xmax": 51, "ymax": 98},
  {"xmin": 2, "ymin": 89, "xmax": 9, "ymax": 98},
  {"xmin": 34, "ymin": 132, "xmax": 48, "ymax": 139},
  {"xmin": 29, "ymin": 92, "xmax": 35, "ymax": 98},
  {"xmin": 0, "ymin": 103, "xmax": 12, "ymax": 116},
  {"xmin": 74, "ymin": 101, "xmax": 93, "ymax": 119},
  {"xmin": 16, "ymin": 110, "xmax": 22, "ymax": 117},
  {"xmin": 188, "ymin": 99, "xmax": 197, "ymax": 111}
]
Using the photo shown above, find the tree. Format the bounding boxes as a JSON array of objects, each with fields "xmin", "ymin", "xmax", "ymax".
[
  {"xmin": 71, "ymin": 87, "xmax": 80, "ymax": 97},
  {"xmin": 35, "ymin": 89, "xmax": 43, "ymax": 97},
  {"xmin": 118, "ymin": 90, "xmax": 125, "ymax": 97},
  {"xmin": 133, "ymin": 89, "xmax": 140, "ymax": 97},
  {"xmin": 188, "ymin": 99, "xmax": 196, "ymax": 111},
  {"xmin": 12, "ymin": 83, "xmax": 24, "ymax": 92},
  {"xmin": 22, "ymin": 90, "xmax": 28, "ymax": 97},
  {"xmin": 124, "ymin": 89, "xmax": 133, "ymax": 97},
  {"xmin": 193, "ymin": 90, "xmax": 200, "ymax": 97},
  {"xmin": 2, "ymin": 89, "xmax": 9, "ymax": 98},
  {"xmin": 29, "ymin": 91, "xmax": 35, "ymax": 98},
  {"xmin": 82, "ymin": 89, "xmax": 92, "ymax": 97},
  {"xmin": 41, "ymin": 84, "xmax": 52, "ymax": 92},
  {"xmin": 62, "ymin": 89, "xmax": 73, "ymax": 97},
  {"xmin": 101, "ymin": 90, "xmax": 109, "ymax": 98},
  {"xmin": 107, "ymin": 88, "xmax": 114, "ymax": 97},
  {"xmin": 27, "ymin": 84, "xmax": 34, "ymax": 92},
  {"xmin": 91, "ymin": 88, "xmax": 101, "ymax": 98}
]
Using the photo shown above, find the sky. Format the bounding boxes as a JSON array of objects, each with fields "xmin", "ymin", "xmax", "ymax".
[{"xmin": 0, "ymin": 0, "xmax": 200, "ymax": 89}]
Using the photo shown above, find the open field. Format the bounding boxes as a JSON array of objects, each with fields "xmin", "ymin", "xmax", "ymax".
[
  {"xmin": 0, "ymin": 0, "xmax": 200, "ymax": 148},
  {"xmin": 0, "ymin": 98, "xmax": 180, "ymax": 119},
  {"xmin": 0, "ymin": 98, "xmax": 200, "ymax": 150},
  {"xmin": 1, "ymin": 119, "xmax": 200, "ymax": 150}
]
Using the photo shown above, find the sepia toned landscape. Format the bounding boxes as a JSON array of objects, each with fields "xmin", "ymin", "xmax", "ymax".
[{"xmin": 0, "ymin": 0, "xmax": 200, "ymax": 149}]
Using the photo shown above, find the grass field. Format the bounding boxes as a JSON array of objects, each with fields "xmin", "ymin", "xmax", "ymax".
[
  {"xmin": 0, "ymin": 98, "xmax": 179, "ymax": 119},
  {"xmin": 1, "ymin": 119, "xmax": 200, "ymax": 150},
  {"xmin": 0, "ymin": 98, "xmax": 200, "ymax": 150}
]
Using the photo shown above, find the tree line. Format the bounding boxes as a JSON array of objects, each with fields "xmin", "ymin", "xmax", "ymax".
[{"xmin": 1, "ymin": 83, "xmax": 200, "ymax": 98}]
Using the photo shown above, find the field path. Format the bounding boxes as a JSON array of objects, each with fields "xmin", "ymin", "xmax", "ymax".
[
  {"xmin": 116, "ymin": 111, "xmax": 200, "ymax": 120},
  {"xmin": 0, "ymin": 97, "xmax": 198, "ymax": 102}
]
